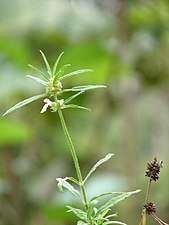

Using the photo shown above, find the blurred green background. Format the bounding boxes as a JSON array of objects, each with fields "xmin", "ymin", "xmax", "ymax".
[{"xmin": 0, "ymin": 0, "xmax": 169, "ymax": 224}]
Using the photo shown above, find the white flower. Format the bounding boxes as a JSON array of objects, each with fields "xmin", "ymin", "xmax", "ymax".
[{"xmin": 40, "ymin": 98, "xmax": 52, "ymax": 113}]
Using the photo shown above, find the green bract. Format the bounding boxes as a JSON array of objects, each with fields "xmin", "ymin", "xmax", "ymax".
[{"xmin": 3, "ymin": 50, "xmax": 106, "ymax": 116}]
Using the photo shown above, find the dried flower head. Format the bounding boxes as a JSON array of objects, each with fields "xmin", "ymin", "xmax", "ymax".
[
  {"xmin": 144, "ymin": 201, "xmax": 156, "ymax": 214},
  {"xmin": 145, "ymin": 157, "xmax": 163, "ymax": 181}
]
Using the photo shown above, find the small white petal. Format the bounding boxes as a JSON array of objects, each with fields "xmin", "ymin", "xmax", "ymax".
[
  {"xmin": 44, "ymin": 98, "xmax": 52, "ymax": 106},
  {"xmin": 40, "ymin": 104, "xmax": 49, "ymax": 113}
]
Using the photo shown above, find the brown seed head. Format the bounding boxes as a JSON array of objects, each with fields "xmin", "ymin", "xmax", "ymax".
[
  {"xmin": 144, "ymin": 202, "xmax": 156, "ymax": 214},
  {"xmin": 145, "ymin": 157, "xmax": 163, "ymax": 181}
]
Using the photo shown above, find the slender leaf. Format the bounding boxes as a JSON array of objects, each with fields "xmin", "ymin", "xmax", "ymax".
[
  {"xmin": 62, "ymin": 104, "xmax": 91, "ymax": 111},
  {"xmin": 94, "ymin": 216, "xmax": 109, "ymax": 222},
  {"xmin": 67, "ymin": 206, "xmax": 87, "ymax": 221},
  {"xmin": 64, "ymin": 91, "xmax": 85, "ymax": 104},
  {"xmin": 28, "ymin": 64, "xmax": 49, "ymax": 80},
  {"xmin": 67, "ymin": 177, "xmax": 79, "ymax": 185},
  {"xmin": 59, "ymin": 69, "xmax": 93, "ymax": 81},
  {"xmin": 90, "ymin": 192, "xmax": 115, "ymax": 202},
  {"xmin": 27, "ymin": 75, "xmax": 47, "ymax": 86},
  {"xmin": 77, "ymin": 221, "xmax": 88, "ymax": 225},
  {"xmin": 103, "ymin": 221, "xmax": 126, "ymax": 225},
  {"xmin": 72, "ymin": 85, "xmax": 106, "ymax": 91},
  {"xmin": 101, "ymin": 209, "xmax": 111, "ymax": 217},
  {"xmin": 3, "ymin": 93, "xmax": 47, "ymax": 116},
  {"xmin": 56, "ymin": 178, "xmax": 82, "ymax": 201},
  {"xmin": 62, "ymin": 89, "xmax": 82, "ymax": 93},
  {"xmin": 53, "ymin": 64, "xmax": 71, "ymax": 83},
  {"xmin": 97, "ymin": 190, "xmax": 141, "ymax": 214},
  {"xmin": 105, "ymin": 214, "xmax": 117, "ymax": 219},
  {"xmin": 39, "ymin": 50, "xmax": 52, "ymax": 76},
  {"xmin": 52, "ymin": 52, "xmax": 64, "ymax": 76},
  {"xmin": 83, "ymin": 153, "xmax": 114, "ymax": 184},
  {"xmin": 62, "ymin": 85, "xmax": 106, "ymax": 93},
  {"xmin": 87, "ymin": 200, "xmax": 98, "ymax": 219}
]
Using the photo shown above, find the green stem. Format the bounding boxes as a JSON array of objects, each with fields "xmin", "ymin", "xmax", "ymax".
[{"xmin": 58, "ymin": 109, "xmax": 88, "ymax": 209}]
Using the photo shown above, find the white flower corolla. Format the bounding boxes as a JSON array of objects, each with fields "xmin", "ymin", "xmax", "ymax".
[{"xmin": 40, "ymin": 98, "xmax": 52, "ymax": 113}]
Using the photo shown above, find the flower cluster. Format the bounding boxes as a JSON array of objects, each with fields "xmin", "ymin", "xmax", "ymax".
[
  {"xmin": 3, "ymin": 51, "xmax": 105, "ymax": 116},
  {"xmin": 144, "ymin": 201, "xmax": 156, "ymax": 214},
  {"xmin": 145, "ymin": 157, "xmax": 163, "ymax": 181}
]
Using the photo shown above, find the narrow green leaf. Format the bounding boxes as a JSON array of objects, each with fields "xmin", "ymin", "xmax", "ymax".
[
  {"xmin": 56, "ymin": 178, "xmax": 82, "ymax": 201},
  {"xmin": 101, "ymin": 209, "xmax": 111, "ymax": 217},
  {"xmin": 59, "ymin": 69, "xmax": 93, "ymax": 81},
  {"xmin": 62, "ymin": 89, "xmax": 82, "ymax": 93},
  {"xmin": 103, "ymin": 221, "xmax": 126, "ymax": 225},
  {"xmin": 83, "ymin": 153, "xmax": 114, "ymax": 184},
  {"xmin": 27, "ymin": 75, "xmax": 47, "ymax": 86},
  {"xmin": 28, "ymin": 64, "xmax": 49, "ymax": 80},
  {"xmin": 105, "ymin": 214, "xmax": 117, "ymax": 219},
  {"xmin": 52, "ymin": 52, "xmax": 64, "ymax": 76},
  {"xmin": 62, "ymin": 104, "xmax": 91, "ymax": 111},
  {"xmin": 67, "ymin": 206, "xmax": 87, "ymax": 221},
  {"xmin": 64, "ymin": 91, "xmax": 85, "ymax": 104},
  {"xmin": 72, "ymin": 85, "xmax": 106, "ymax": 91},
  {"xmin": 67, "ymin": 177, "xmax": 79, "ymax": 185},
  {"xmin": 90, "ymin": 192, "xmax": 115, "ymax": 202},
  {"xmin": 97, "ymin": 190, "xmax": 141, "ymax": 215},
  {"xmin": 77, "ymin": 220, "xmax": 88, "ymax": 225},
  {"xmin": 39, "ymin": 50, "xmax": 52, "ymax": 76},
  {"xmin": 63, "ymin": 85, "xmax": 106, "ymax": 93},
  {"xmin": 53, "ymin": 64, "xmax": 71, "ymax": 83},
  {"xmin": 87, "ymin": 200, "xmax": 98, "ymax": 219},
  {"xmin": 3, "ymin": 93, "xmax": 47, "ymax": 116}
]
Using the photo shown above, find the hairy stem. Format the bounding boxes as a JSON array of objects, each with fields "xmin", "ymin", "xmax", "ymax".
[{"xmin": 58, "ymin": 109, "xmax": 88, "ymax": 209}]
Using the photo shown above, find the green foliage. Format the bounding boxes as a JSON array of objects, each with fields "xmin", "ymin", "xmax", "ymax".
[
  {"xmin": 57, "ymin": 152, "xmax": 140, "ymax": 225},
  {"xmin": 3, "ymin": 51, "xmax": 105, "ymax": 116},
  {"xmin": 3, "ymin": 51, "xmax": 140, "ymax": 225}
]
